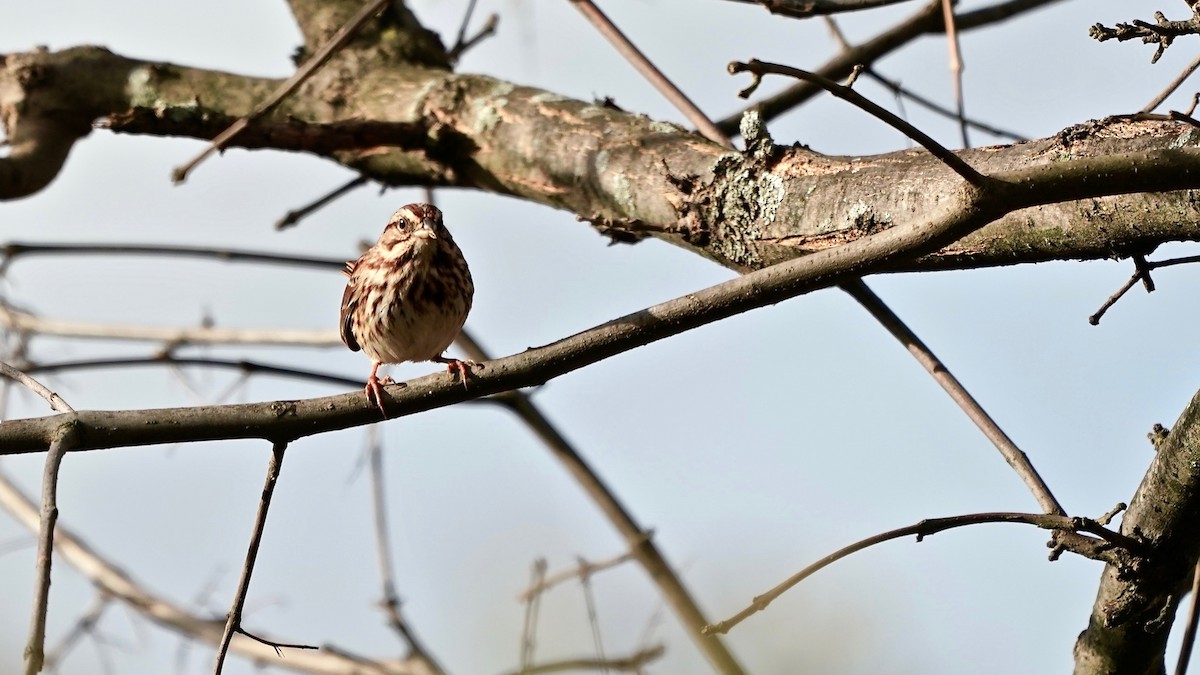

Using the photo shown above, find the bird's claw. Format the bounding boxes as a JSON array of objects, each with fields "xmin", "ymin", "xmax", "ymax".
[
  {"xmin": 435, "ymin": 357, "xmax": 476, "ymax": 390},
  {"xmin": 365, "ymin": 374, "xmax": 395, "ymax": 417}
]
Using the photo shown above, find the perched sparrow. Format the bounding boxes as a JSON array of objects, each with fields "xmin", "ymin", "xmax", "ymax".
[{"xmin": 340, "ymin": 203, "xmax": 474, "ymax": 415}]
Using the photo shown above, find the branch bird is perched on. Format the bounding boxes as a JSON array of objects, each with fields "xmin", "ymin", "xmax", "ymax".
[{"xmin": 340, "ymin": 203, "xmax": 474, "ymax": 415}]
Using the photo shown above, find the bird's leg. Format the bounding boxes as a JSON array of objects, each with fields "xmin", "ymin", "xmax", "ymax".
[
  {"xmin": 432, "ymin": 355, "xmax": 476, "ymax": 390},
  {"xmin": 364, "ymin": 362, "xmax": 394, "ymax": 417}
]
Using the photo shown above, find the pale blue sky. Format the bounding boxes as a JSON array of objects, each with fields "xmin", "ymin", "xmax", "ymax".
[{"xmin": 2, "ymin": 1, "xmax": 1198, "ymax": 674}]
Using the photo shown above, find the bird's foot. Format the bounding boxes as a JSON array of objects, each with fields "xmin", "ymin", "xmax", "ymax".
[
  {"xmin": 433, "ymin": 356, "xmax": 476, "ymax": 390},
  {"xmin": 365, "ymin": 372, "xmax": 396, "ymax": 417}
]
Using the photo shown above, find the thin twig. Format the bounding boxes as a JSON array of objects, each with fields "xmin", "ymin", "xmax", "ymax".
[
  {"xmin": 1089, "ymin": 273, "xmax": 1144, "ymax": 325},
  {"xmin": 578, "ymin": 563, "xmax": 608, "ymax": 672},
  {"xmin": 520, "ymin": 559, "xmax": 548, "ymax": 672},
  {"xmin": 842, "ymin": 279, "xmax": 1065, "ymax": 515},
  {"xmin": 0, "ymin": 361, "xmax": 75, "ymax": 414},
  {"xmin": 0, "ymin": 306, "xmax": 339, "ymax": 347},
  {"xmin": 451, "ymin": 0, "xmax": 479, "ymax": 52},
  {"xmin": 366, "ymin": 427, "xmax": 445, "ymax": 673},
  {"xmin": 454, "ymin": 329, "xmax": 746, "ymax": 675},
  {"xmin": 728, "ymin": 59, "xmax": 987, "ymax": 185},
  {"xmin": 504, "ymin": 645, "xmax": 665, "ymax": 675},
  {"xmin": 821, "ymin": 16, "xmax": 1023, "ymax": 142},
  {"xmin": 940, "ymin": 0, "xmax": 970, "ymax": 147},
  {"xmin": 704, "ymin": 510, "xmax": 1138, "ymax": 635},
  {"xmin": 25, "ymin": 356, "xmax": 364, "ymax": 389},
  {"xmin": 23, "ymin": 423, "xmax": 80, "ymax": 675},
  {"xmin": 866, "ymin": 68, "xmax": 1025, "ymax": 140},
  {"xmin": 0, "ymin": 469, "xmax": 412, "ymax": 673},
  {"xmin": 274, "ymin": 176, "xmax": 369, "ymax": 230},
  {"xmin": 42, "ymin": 593, "xmax": 112, "ymax": 671},
  {"xmin": 518, "ymin": 549, "xmax": 638, "ymax": 601},
  {"xmin": 2, "ymin": 242, "xmax": 343, "ymax": 270},
  {"xmin": 212, "ymin": 442, "xmax": 311, "ymax": 674},
  {"xmin": 1088, "ymin": 253, "xmax": 1200, "ymax": 325},
  {"xmin": 1143, "ymin": 51, "xmax": 1200, "ymax": 112},
  {"xmin": 1134, "ymin": 253, "xmax": 1157, "ymax": 292},
  {"xmin": 1176, "ymin": 562, "xmax": 1200, "ymax": 675},
  {"xmin": 447, "ymin": 0, "xmax": 500, "ymax": 63},
  {"xmin": 172, "ymin": 0, "xmax": 391, "ymax": 182},
  {"xmin": 568, "ymin": 0, "xmax": 735, "ymax": 149}
]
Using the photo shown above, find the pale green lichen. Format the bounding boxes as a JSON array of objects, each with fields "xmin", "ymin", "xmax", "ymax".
[
  {"xmin": 594, "ymin": 149, "xmax": 635, "ymax": 210},
  {"xmin": 705, "ymin": 152, "xmax": 787, "ymax": 267},
  {"xmin": 648, "ymin": 120, "xmax": 686, "ymax": 135},
  {"xmin": 470, "ymin": 81, "xmax": 514, "ymax": 134},
  {"xmin": 529, "ymin": 91, "xmax": 568, "ymax": 105},
  {"xmin": 846, "ymin": 200, "xmax": 891, "ymax": 232},
  {"xmin": 1171, "ymin": 128, "xmax": 1200, "ymax": 148},
  {"xmin": 125, "ymin": 66, "xmax": 159, "ymax": 107}
]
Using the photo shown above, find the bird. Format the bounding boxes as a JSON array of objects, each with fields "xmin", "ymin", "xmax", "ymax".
[{"xmin": 339, "ymin": 203, "xmax": 474, "ymax": 416}]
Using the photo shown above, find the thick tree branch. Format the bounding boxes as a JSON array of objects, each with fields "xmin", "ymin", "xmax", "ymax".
[
  {"xmin": 5, "ymin": 46, "xmax": 1200, "ymax": 272},
  {"xmin": 1073, "ymin": 391, "xmax": 1200, "ymax": 675}
]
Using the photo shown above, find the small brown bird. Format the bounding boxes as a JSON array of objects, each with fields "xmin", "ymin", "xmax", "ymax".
[{"xmin": 340, "ymin": 203, "xmax": 474, "ymax": 415}]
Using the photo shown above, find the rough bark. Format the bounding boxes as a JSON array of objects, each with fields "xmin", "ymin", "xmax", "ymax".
[
  {"xmin": 4, "ymin": 46, "xmax": 1200, "ymax": 274},
  {"xmin": 1073, "ymin": 390, "xmax": 1200, "ymax": 675}
]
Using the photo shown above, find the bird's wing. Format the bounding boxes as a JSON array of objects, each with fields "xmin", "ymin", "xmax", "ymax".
[{"xmin": 340, "ymin": 260, "xmax": 361, "ymax": 352}]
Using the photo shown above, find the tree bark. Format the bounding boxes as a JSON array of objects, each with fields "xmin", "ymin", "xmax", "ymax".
[{"xmin": 3, "ymin": 46, "xmax": 1200, "ymax": 274}]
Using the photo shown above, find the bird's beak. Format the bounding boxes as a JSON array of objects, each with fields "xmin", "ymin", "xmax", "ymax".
[{"xmin": 413, "ymin": 219, "xmax": 438, "ymax": 240}]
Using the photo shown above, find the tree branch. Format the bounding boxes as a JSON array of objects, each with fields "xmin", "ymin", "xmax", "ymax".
[
  {"xmin": 0, "ymin": 469, "xmax": 437, "ymax": 675},
  {"xmin": 706, "ymin": 511, "xmax": 1138, "ymax": 636},
  {"xmin": 1074, "ymin": 390, "xmax": 1200, "ymax": 674},
  {"xmin": 6, "ymin": 145, "xmax": 1200, "ymax": 454},
  {"xmin": 6, "ymin": 47, "xmax": 1200, "ymax": 272}
]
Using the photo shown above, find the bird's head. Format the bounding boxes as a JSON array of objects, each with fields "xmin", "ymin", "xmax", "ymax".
[{"xmin": 378, "ymin": 203, "xmax": 450, "ymax": 252}]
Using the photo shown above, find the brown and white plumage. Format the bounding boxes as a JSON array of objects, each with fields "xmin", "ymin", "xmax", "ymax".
[{"xmin": 340, "ymin": 203, "xmax": 474, "ymax": 415}]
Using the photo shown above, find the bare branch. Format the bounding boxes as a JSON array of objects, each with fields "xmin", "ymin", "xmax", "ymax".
[
  {"xmin": 24, "ymin": 423, "xmax": 80, "ymax": 675},
  {"xmin": 940, "ymin": 0, "xmax": 970, "ymax": 147},
  {"xmin": 1142, "ymin": 51, "xmax": 1200, "ymax": 112},
  {"xmin": 0, "ymin": 307, "xmax": 340, "ymax": 347},
  {"xmin": 1175, "ymin": 563, "xmax": 1200, "ymax": 675},
  {"xmin": 503, "ymin": 645, "xmax": 664, "ymax": 675},
  {"xmin": 842, "ymin": 280, "xmax": 1064, "ymax": 513},
  {"xmin": 1075, "ymin": 388, "xmax": 1200, "ymax": 672},
  {"xmin": 0, "ymin": 469, "xmax": 435, "ymax": 674},
  {"xmin": 519, "ymin": 559, "xmax": 548, "ymax": 672},
  {"xmin": 7, "ymin": 147, "xmax": 1200, "ymax": 452},
  {"xmin": 716, "ymin": 0, "xmax": 1067, "ymax": 135},
  {"xmin": 2, "ymin": 242, "xmax": 344, "ymax": 271},
  {"xmin": 275, "ymin": 177, "xmax": 370, "ymax": 230},
  {"xmin": 517, "ymin": 549, "xmax": 638, "ymax": 602},
  {"xmin": 0, "ymin": 361, "xmax": 75, "ymax": 414},
  {"xmin": 728, "ymin": 59, "xmax": 987, "ymax": 185},
  {"xmin": 173, "ymin": 0, "xmax": 393, "ymax": 182},
  {"xmin": 1089, "ymin": 252, "xmax": 1200, "ymax": 325},
  {"xmin": 705, "ymin": 511, "xmax": 1138, "ymax": 636},
  {"xmin": 568, "ymin": 0, "xmax": 734, "ymax": 148},
  {"xmin": 212, "ymin": 443, "xmax": 312, "ymax": 674},
  {"xmin": 455, "ymin": 331, "xmax": 745, "ymax": 675},
  {"xmin": 24, "ymin": 357, "xmax": 364, "ymax": 390},
  {"xmin": 1090, "ymin": 10, "xmax": 1200, "ymax": 63},
  {"xmin": 366, "ymin": 428, "xmax": 445, "ymax": 673},
  {"xmin": 447, "ymin": 2, "xmax": 499, "ymax": 63}
]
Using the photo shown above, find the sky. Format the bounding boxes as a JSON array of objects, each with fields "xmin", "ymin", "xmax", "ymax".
[{"xmin": 2, "ymin": 1, "xmax": 1200, "ymax": 674}]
